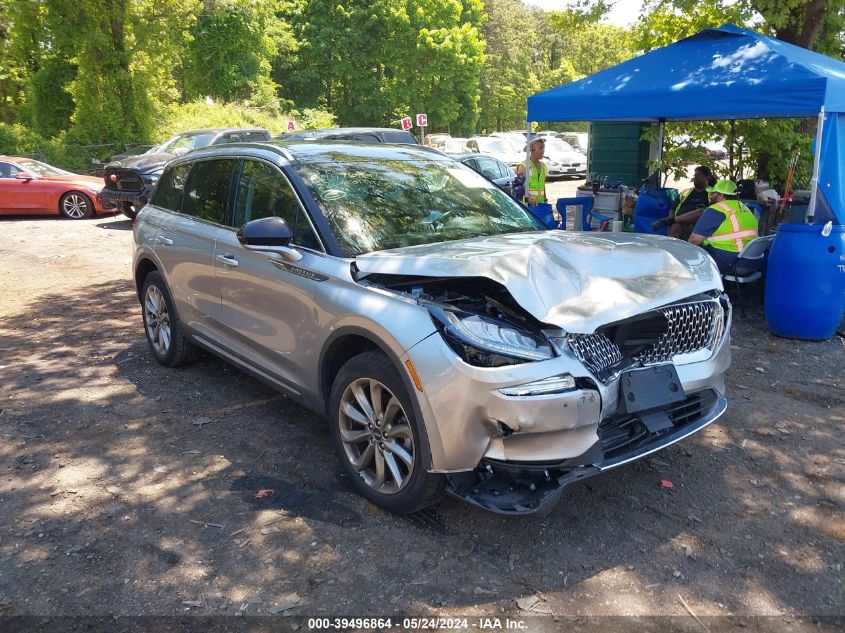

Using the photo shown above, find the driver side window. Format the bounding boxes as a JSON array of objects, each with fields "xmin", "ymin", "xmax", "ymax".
[
  {"xmin": 0, "ymin": 162, "xmax": 21, "ymax": 179},
  {"xmin": 234, "ymin": 160, "xmax": 321, "ymax": 251}
]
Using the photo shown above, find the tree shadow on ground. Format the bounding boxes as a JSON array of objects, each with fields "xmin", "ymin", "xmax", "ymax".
[{"xmin": 0, "ymin": 278, "xmax": 842, "ymax": 619}]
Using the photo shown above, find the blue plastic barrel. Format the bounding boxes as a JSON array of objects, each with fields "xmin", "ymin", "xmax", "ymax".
[
  {"xmin": 634, "ymin": 188, "xmax": 678, "ymax": 234},
  {"xmin": 765, "ymin": 223, "xmax": 845, "ymax": 340}
]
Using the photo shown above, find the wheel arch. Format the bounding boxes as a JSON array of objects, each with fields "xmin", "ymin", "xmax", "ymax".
[
  {"xmin": 319, "ymin": 328, "xmax": 426, "ymax": 435},
  {"xmin": 320, "ymin": 326, "xmax": 437, "ymax": 475},
  {"xmin": 134, "ymin": 256, "xmax": 162, "ymax": 301}
]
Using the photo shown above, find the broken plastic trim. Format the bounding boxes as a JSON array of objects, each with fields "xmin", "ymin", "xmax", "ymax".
[
  {"xmin": 446, "ymin": 390, "xmax": 727, "ymax": 515},
  {"xmin": 498, "ymin": 374, "xmax": 576, "ymax": 397}
]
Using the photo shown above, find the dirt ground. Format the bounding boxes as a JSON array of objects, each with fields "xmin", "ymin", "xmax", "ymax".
[{"xmin": 0, "ymin": 212, "xmax": 843, "ymax": 628}]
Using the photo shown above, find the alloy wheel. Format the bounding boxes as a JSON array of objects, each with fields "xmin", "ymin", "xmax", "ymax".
[
  {"xmin": 62, "ymin": 194, "xmax": 88, "ymax": 219},
  {"xmin": 144, "ymin": 285, "xmax": 171, "ymax": 355},
  {"xmin": 338, "ymin": 378, "xmax": 415, "ymax": 494}
]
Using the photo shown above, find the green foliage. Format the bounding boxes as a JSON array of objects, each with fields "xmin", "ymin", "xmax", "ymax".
[
  {"xmin": 27, "ymin": 58, "xmax": 76, "ymax": 137},
  {"xmin": 636, "ymin": 0, "xmax": 839, "ymax": 189},
  {"xmin": 185, "ymin": 0, "xmax": 282, "ymax": 104},
  {"xmin": 156, "ymin": 100, "xmax": 335, "ymax": 141},
  {"xmin": 476, "ymin": 0, "xmax": 539, "ymax": 133},
  {"xmin": 559, "ymin": 23, "xmax": 635, "ymax": 77},
  {"xmin": 285, "ymin": 0, "xmax": 485, "ymax": 134}
]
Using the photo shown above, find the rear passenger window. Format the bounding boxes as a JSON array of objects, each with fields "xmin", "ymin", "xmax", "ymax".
[
  {"xmin": 352, "ymin": 134, "xmax": 380, "ymax": 142},
  {"xmin": 234, "ymin": 159, "xmax": 322, "ymax": 251},
  {"xmin": 182, "ymin": 159, "xmax": 236, "ymax": 224},
  {"xmin": 150, "ymin": 164, "xmax": 190, "ymax": 212},
  {"xmin": 242, "ymin": 131, "xmax": 270, "ymax": 142},
  {"xmin": 380, "ymin": 131, "xmax": 417, "ymax": 144}
]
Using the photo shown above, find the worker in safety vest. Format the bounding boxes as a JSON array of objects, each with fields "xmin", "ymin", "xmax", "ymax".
[
  {"xmin": 652, "ymin": 165, "xmax": 715, "ymax": 239},
  {"xmin": 516, "ymin": 137, "xmax": 547, "ymax": 205},
  {"xmin": 689, "ymin": 179, "xmax": 758, "ymax": 273}
]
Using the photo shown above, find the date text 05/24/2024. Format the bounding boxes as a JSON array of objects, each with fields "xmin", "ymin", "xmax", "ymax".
[{"xmin": 307, "ymin": 618, "xmax": 528, "ymax": 630}]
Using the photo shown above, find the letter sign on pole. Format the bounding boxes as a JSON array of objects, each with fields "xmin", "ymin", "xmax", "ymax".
[
  {"xmin": 416, "ymin": 113, "xmax": 427, "ymax": 127},
  {"xmin": 401, "ymin": 116, "xmax": 413, "ymax": 130}
]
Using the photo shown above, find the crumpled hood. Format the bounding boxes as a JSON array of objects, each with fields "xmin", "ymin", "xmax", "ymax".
[
  {"xmin": 355, "ymin": 231, "xmax": 722, "ymax": 334},
  {"xmin": 107, "ymin": 152, "xmax": 173, "ymax": 173}
]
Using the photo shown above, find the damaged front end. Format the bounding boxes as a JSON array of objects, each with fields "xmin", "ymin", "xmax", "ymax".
[{"xmin": 355, "ymin": 235, "xmax": 732, "ymax": 515}]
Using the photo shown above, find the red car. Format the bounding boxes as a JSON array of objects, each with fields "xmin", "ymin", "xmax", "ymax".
[{"xmin": 0, "ymin": 156, "xmax": 114, "ymax": 219}]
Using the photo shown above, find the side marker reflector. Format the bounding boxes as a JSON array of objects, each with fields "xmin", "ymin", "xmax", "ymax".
[{"xmin": 405, "ymin": 360, "xmax": 424, "ymax": 393}]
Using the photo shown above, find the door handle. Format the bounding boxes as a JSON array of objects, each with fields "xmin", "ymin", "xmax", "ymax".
[
  {"xmin": 216, "ymin": 254, "xmax": 239, "ymax": 267},
  {"xmin": 155, "ymin": 235, "xmax": 174, "ymax": 246}
]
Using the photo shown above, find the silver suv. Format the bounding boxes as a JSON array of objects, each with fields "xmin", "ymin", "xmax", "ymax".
[{"xmin": 132, "ymin": 141, "xmax": 732, "ymax": 515}]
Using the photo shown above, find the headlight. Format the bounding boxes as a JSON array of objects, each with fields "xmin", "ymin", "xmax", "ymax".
[
  {"xmin": 142, "ymin": 172, "xmax": 161, "ymax": 185},
  {"xmin": 429, "ymin": 307, "xmax": 555, "ymax": 367}
]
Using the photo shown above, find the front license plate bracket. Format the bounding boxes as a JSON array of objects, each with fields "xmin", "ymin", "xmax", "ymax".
[{"xmin": 619, "ymin": 364, "xmax": 686, "ymax": 415}]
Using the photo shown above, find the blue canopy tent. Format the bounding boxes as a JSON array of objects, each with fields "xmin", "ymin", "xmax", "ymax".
[{"xmin": 527, "ymin": 24, "xmax": 845, "ymax": 224}]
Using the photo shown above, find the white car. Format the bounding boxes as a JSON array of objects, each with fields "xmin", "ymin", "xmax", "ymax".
[
  {"xmin": 543, "ymin": 138, "xmax": 588, "ymax": 178},
  {"xmin": 467, "ymin": 136, "xmax": 524, "ymax": 167},
  {"xmin": 441, "ymin": 137, "xmax": 470, "ymax": 155}
]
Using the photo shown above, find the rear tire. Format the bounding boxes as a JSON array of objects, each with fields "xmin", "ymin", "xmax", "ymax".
[
  {"xmin": 140, "ymin": 271, "xmax": 199, "ymax": 367},
  {"xmin": 329, "ymin": 351, "xmax": 445, "ymax": 513},
  {"xmin": 59, "ymin": 191, "xmax": 94, "ymax": 219}
]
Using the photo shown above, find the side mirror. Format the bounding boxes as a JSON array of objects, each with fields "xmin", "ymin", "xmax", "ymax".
[
  {"xmin": 237, "ymin": 216, "xmax": 301, "ymax": 262},
  {"xmin": 15, "ymin": 172, "xmax": 32, "ymax": 181}
]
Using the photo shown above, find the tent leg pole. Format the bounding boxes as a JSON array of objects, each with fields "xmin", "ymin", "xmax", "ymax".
[
  {"xmin": 807, "ymin": 107, "xmax": 825, "ymax": 223},
  {"xmin": 525, "ymin": 119, "xmax": 531, "ymax": 204},
  {"xmin": 657, "ymin": 120, "xmax": 664, "ymax": 164}
]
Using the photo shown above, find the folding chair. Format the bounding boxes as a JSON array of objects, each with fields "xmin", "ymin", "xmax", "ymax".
[{"xmin": 721, "ymin": 235, "xmax": 774, "ymax": 317}]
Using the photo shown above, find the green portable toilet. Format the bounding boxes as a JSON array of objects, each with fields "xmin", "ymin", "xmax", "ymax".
[{"xmin": 588, "ymin": 123, "xmax": 651, "ymax": 186}]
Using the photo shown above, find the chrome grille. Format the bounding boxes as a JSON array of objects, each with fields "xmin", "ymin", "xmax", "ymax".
[
  {"xmin": 636, "ymin": 300, "xmax": 724, "ymax": 365},
  {"xmin": 567, "ymin": 299, "xmax": 725, "ymax": 379},
  {"xmin": 567, "ymin": 332, "xmax": 622, "ymax": 376}
]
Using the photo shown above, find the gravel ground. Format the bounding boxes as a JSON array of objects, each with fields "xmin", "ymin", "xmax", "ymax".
[{"xmin": 0, "ymin": 213, "xmax": 842, "ymax": 628}]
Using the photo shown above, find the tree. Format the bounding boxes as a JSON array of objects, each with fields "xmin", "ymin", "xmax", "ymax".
[
  {"xmin": 476, "ymin": 0, "xmax": 539, "ymax": 132},
  {"xmin": 556, "ymin": 23, "xmax": 635, "ymax": 77},
  {"xmin": 283, "ymin": 0, "xmax": 485, "ymax": 131},
  {"xmin": 636, "ymin": 0, "xmax": 844, "ymax": 188},
  {"xmin": 184, "ymin": 0, "xmax": 281, "ymax": 104}
]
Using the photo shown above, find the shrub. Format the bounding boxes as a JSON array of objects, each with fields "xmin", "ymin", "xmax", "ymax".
[{"xmin": 155, "ymin": 100, "xmax": 335, "ymax": 142}]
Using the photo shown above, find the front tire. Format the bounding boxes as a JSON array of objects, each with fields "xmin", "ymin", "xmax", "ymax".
[
  {"xmin": 329, "ymin": 351, "xmax": 445, "ymax": 513},
  {"xmin": 59, "ymin": 191, "xmax": 94, "ymax": 219},
  {"xmin": 140, "ymin": 271, "xmax": 198, "ymax": 367}
]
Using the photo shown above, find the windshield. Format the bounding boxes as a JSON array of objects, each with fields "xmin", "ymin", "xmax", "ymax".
[
  {"xmin": 16, "ymin": 159, "xmax": 70, "ymax": 177},
  {"xmin": 294, "ymin": 158, "xmax": 544, "ymax": 256},
  {"xmin": 158, "ymin": 132, "xmax": 216, "ymax": 154},
  {"xmin": 475, "ymin": 138, "xmax": 515, "ymax": 154}
]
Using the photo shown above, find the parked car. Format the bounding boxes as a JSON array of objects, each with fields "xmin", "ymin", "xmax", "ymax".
[
  {"xmin": 557, "ymin": 132, "xmax": 589, "ymax": 155},
  {"xmin": 0, "ymin": 156, "xmax": 114, "ymax": 219},
  {"xmin": 454, "ymin": 153, "xmax": 516, "ymax": 197},
  {"xmin": 466, "ymin": 136, "xmax": 524, "ymax": 166},
  {"xmin": 100, "ymin": 128, "xmax": 271, "ymax": 220},
  {"xmin": 542, "ymin": 138, "xmax": 588, "ymax": 178},
  {"xmin": 133, "ymin": 140, "xmax": 732, "ymax": 515},
  {"xmin": 441, "ymin": 137, "xmax": 470, "ymax": 155},
  {"xmin": 425, "ymin": 133, "xmax": 452, "ymax": 150},
  {"xmin": 279, "ymin": 127, "xmax": 419, "ymax": 145}
]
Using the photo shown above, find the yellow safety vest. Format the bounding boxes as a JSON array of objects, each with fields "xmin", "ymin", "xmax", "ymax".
[
  {"xmin": 703, "ymin": 200, "xmax": 758, "ymax": 253},
  {"xmin": 675, "ymin": 188, "xmax": 693, "ymax": 214},
  {"xmin": 521, "ymin": 160, "xmax": 547, "ymax": 204}
]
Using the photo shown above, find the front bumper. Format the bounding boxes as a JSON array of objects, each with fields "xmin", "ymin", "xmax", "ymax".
[
  {"xmin": 401, "ymin": 299, "xmax": 732, "ymax": 513},
  {"xmin": 446, "ymin": 389, "xmax": 726, "ymax": 514},
  {"xmin": 98, "ymin": 186, "xmax": 152, "ymax": 207}
]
